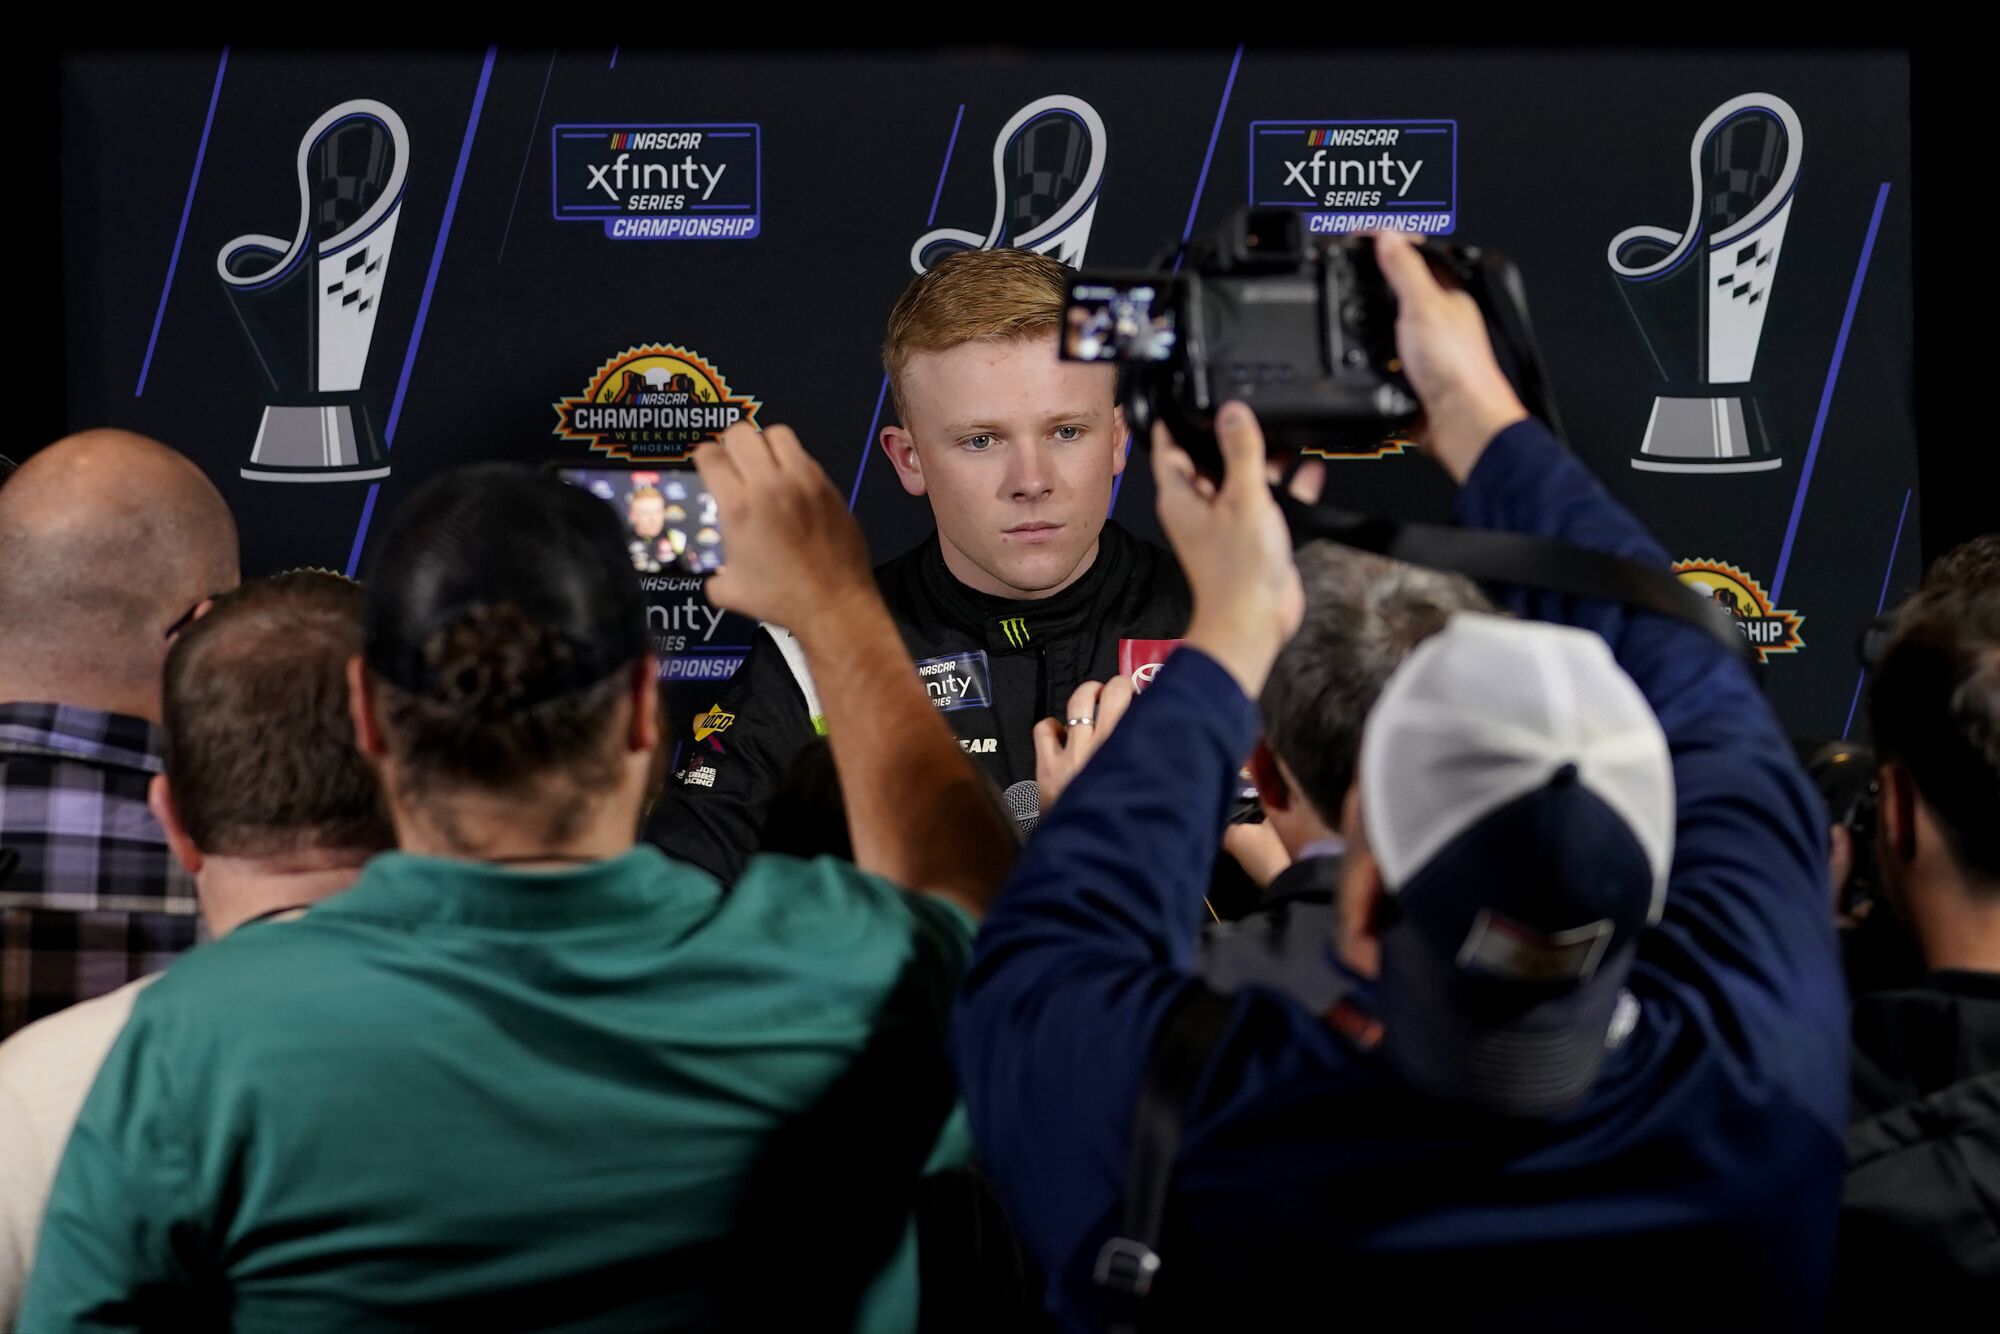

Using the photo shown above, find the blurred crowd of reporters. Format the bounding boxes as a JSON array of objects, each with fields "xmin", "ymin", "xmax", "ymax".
[{"xmin": 0, "ymin": 231, "xmax": 1992, "ymax": 1330}]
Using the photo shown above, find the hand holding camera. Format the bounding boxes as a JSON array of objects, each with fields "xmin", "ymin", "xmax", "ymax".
[
  {"xmin": 1372, "ymin": 231, "xmax": 1528, "ymax": 483},
  {"xmin": 1155, "ymin": 403, "xmax": 1309, "ymax": 699}
]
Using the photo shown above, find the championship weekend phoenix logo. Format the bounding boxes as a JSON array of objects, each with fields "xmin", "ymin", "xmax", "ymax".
[
  {"xmin": 1671, "ymin": 559, "xmax": 1804, "ymax": 662},
  {"xmin": 553, "ymin": 345, "xmax": 762, "ymax": 461}
]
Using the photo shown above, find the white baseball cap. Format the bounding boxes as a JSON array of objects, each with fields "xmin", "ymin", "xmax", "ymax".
[{"xmin": 1357, "ymin": 612, "xmax": 1675, "ymax": 1117}]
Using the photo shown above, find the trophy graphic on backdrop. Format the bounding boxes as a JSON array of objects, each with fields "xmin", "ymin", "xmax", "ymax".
[
  {"xmin": 1608, "ymin": 93, "xmax": 1802, "ymax": 474},
  {"xmin": 217, "ymin": 100, "xmax": 409, "ymax": 482},
  {"xmin": 911, "ymin": 94, "xmax": 1107, "ymax": 273}
]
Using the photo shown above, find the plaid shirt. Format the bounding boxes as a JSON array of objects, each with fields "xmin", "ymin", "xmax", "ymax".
[{"xmin": 0, "ymin": 703, "xmax": 201, "ymax": 1037}]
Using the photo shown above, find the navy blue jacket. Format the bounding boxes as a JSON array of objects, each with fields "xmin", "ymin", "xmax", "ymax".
[{"xmin": 953, "ymin": 420, "xmax": 1847, "ymax": 1330}]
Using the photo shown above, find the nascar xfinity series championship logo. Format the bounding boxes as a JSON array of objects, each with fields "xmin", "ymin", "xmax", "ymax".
[
  {"xmin": 553, "ymin": 345, "xmax": 762, "ymax": 461},
  {"xmin": 552, "ymin": 123, "xmax": 761, "ymax": 241},
  {"xmin": 1249, "ymin": 120, "xmax": 1457, "ymax": 235},
  {"xmin": 1672, "ymin": 559, "xmax": 1804, "ymax": 662}
]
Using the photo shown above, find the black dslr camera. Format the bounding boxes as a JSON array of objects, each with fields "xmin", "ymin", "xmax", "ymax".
[
  {"xmin": 1060, "ymin": 207, "xmax": 1559, "ymax": 475},
  {"xmin": 1800, "ymin": 739, "xmax": 1884, "ymax": 921}
]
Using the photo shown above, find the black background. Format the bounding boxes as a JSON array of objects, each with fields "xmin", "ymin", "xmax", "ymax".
[{"xmin": 32, "ymin": 43, "xmax": 1946, "ymax": 743}]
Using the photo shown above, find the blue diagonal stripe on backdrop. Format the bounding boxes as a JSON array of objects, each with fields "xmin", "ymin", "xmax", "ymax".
[
  {"xmin": 1111, "ymin": 43, "xmax": 1244, "ymax": 518},
  {"xmin": 1769, "ymin": 182, "xmax": 1892, "ymax": 605},
  {"xmin": 497, "ymin": 49, "xmax": 559, "ymax": 263},
  {"xmin": 926, "ymin": 103, "xmax": 967, "ymax": 228},
  {"xmin": 344, "ymin": 45, "xmax": 499, "ymax": 578},
  {"xmin": 1179, "ymin": 45, "xmax": 1245, "ymax": 256},
  {"xmin": 136, "ymin": 48, "xmax": 229, "ymax": 398},
  {"xmin": 847, "ymin": 103, "xmax": 966, "ymax": 511},
  {"xmin": 847, "ymin": 376, "xmax": 893, "ymax": 511},
  {"xmin": 1841, "ymin": 485, "xmax": 1912, "ymax": 739}
]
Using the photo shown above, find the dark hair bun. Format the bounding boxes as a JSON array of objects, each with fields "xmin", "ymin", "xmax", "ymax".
[{"xmin": 423, "ymin": 603, "xmax": 576, "ymax": 718}]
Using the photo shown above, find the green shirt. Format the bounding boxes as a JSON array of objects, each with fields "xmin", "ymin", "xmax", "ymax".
[{"xmin": 21, "ymin": 846, "xmax": 977, "ymax": 1332}]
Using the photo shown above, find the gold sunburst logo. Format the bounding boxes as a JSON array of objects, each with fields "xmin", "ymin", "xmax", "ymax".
[
  {"xmin": 1671, "ymin": 559, "xmax": 1805, "ymax": 662},
  {"xmin": 554, "ymin": 344, "xmax": 761, "ymax": 461}
]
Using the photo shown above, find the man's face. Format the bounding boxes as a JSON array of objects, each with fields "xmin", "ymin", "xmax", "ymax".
[
  {"xmin": 629, "ymin": 495, "xmax": 666, "ymax": 540},
  {"xmin": 882, "ymin": 334, "xmax": 1126, "ymax": 600}
]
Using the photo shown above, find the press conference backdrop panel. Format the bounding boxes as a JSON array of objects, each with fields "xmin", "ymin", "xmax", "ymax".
[{"xmin": 60, "ymin": 47, "xmax": 1914, "ymax": 741}]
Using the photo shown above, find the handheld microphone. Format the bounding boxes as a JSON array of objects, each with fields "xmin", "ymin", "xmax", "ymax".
[{"xmin": 1002, "ymin": 780, "xmax": 1041, "ymax": 840}]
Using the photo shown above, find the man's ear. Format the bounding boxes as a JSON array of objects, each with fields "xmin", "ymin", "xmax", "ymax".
[
  {"xmin": 1335, "ymin": 783, "xmax": 1386, "ymax": 978},
  {"xmin": 1879, "ymin": 762, "xmax": 1919, "ymax": 865},
  {"xmin": 1349, "ymin": 863, "xmax": 1396, "ymax": 977},
  {"xmin": 347, "ymin": 655, "xmax": 388, "ymax": 759},
  {"xmin": 148, "ymin": 774, "xmax": 203, "ymax": 876},
  {"xmin": 1110, "ymin": 403, "xmax": 1130, "ymax": 478},
  {"xmin": 880, "ymin": 424, "xmax": 928, "ymax": 498},
  {"xmin": 1361, "ymin": 868, "xmax": 1395, "ymax": 934},
  {"xmin": 1249, "ymin": 739, "xmax": 1290, "ymax": 813},
  {"xmin": 631, "ymin": 658, "xmax": 662, "ymax": 754}
]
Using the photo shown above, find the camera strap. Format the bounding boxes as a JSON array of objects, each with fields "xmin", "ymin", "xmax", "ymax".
[
  {"xmin": 1272, "ymin": 492, "xmax": 1756, "ymax": 664},
  {"xmin": 1095, "ymin": 982, "xmax": 1235, "ymax": 1334}
]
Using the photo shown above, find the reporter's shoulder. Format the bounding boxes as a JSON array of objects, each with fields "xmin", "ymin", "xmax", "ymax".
[
  {"xmin": 732, "ymin": 853, "xmax": 977, "ymax": 949},
  {"xmin": 125, "ymin": 905, "xmax": 376, "ymax": 1024},
  {"xmin": 0, "ymin": 974, "xmax": 160, "ymax": 1081}
]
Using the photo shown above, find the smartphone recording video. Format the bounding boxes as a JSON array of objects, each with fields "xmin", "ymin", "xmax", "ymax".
[
  {"xmin": 557, "ymin": 466, "xmax": 725, "ymax": 575},
  {"xmin": 1062, "ymin": 278, "xmax": 1180, "ymax": 364}
]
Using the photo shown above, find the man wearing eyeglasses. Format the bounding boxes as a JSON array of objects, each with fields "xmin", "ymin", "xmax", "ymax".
[{"xmin": 0, "ymin": 430, "xmax": 239, "ymax": 1037}]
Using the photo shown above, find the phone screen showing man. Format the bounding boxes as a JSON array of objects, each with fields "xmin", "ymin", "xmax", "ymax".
[{"xmin": 557, "ymin": 467, "xmax": 725, "ymax": 575}]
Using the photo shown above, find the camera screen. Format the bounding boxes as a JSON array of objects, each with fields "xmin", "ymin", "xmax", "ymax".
[
  {"xmin": 1062, "ymin": 279, "xmax": 1179, "ymax": 364},
  {"xmin": 557, "ymin": 467, "xmax": 725, "ymax": 575}
]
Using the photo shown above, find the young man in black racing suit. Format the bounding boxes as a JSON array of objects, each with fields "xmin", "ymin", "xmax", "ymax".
[{"xmin": 649, "ymin": 248, "xmax": 1190, "ymax": 883}]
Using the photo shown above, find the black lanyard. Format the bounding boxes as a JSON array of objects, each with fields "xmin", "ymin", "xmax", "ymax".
[{"xmin": 238, "ymin": 904, "xmax": 312, "ymax": 928}]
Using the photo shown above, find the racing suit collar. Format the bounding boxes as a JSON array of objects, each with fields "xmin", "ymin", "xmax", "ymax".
[{"xmin": 917, "ymin": 522, "xmax": 1135, "ymax": 655}]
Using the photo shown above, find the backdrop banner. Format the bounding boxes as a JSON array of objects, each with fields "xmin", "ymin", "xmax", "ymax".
[{"xmin": 61, "ymin": 47, "xmax": 1915, "ymax": 742}]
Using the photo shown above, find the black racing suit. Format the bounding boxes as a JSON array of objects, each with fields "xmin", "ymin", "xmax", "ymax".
[{"xmin": 648, "ymin": 520, "xmax": 1192, "ymax": 883}]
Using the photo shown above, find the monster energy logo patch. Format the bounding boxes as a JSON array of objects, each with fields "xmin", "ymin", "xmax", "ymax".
[{"xmin": 998, "ymin": 616, "xmax": 1030, "ymax": 648}]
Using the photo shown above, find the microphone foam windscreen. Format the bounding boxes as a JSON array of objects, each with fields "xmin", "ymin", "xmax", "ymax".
[{"xmin": 1002, "ymin": 780, "xmax": 1040, "ymax": 841}]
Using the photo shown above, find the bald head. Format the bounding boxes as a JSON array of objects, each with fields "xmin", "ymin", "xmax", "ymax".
[{"xmin": 0, "ymin": 430, "xmax": 240, "ymax": 721}]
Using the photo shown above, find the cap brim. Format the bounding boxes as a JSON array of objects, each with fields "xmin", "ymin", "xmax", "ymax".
[{"xmin": 1378, "ymin": 927, "xmax": 1633, "ymax": 1119}]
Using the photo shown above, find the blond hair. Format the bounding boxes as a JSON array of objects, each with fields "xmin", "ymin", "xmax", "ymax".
[{"xmin": 882, "ymin": 248, "xmax": 1070, "ymax": 422}]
